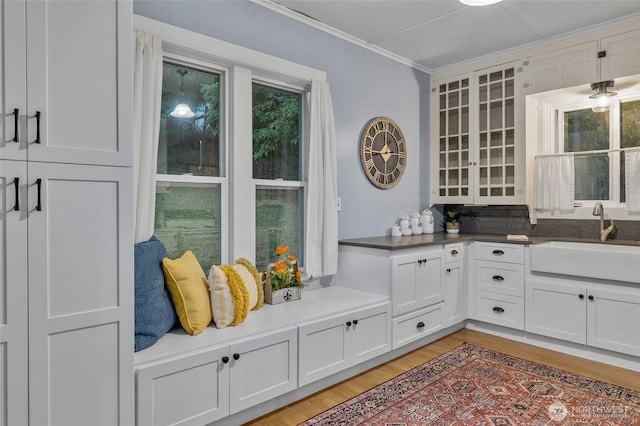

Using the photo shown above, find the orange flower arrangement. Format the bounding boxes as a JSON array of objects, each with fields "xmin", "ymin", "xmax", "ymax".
[{"xmin": 267, "ymin": 245, "xmax": 309, "ymax": 290}]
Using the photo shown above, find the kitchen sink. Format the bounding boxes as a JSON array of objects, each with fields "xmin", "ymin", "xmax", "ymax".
[{"xmin": 529, "ymin": 240, "xmax": 640, "ymax": 283}]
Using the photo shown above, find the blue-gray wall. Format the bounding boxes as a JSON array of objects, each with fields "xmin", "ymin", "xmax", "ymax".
[{"xmin": 134, "ymin": 0, "xmax": 431, "ymax": 239}]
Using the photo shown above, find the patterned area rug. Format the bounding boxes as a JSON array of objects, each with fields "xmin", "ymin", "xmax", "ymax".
[{"xmin": 300, "ymin": 343, "xmax": 640, "ymax": 425}]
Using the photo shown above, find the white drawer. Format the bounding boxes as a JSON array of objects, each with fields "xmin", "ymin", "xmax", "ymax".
[
  {"xmin": 445, "ymin": 243, "xmax": 464, "ymax": 262},
  {"xmin": 392, "ymin": 304, "xmax": 442, "ymax": 349},
  {"xmin": 474, "ymin": 242, "xmax": 524, "ymax": 264},
  {"xmin": 474, "ymin": 261, "xmax": 524, "ymax": 297},
  {"xmin": 472, "ymin": 291, "xmax": 524, "ymax": 330}
]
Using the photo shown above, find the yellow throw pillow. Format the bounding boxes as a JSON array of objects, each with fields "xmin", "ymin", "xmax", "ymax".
[
  {"xmin": 207, "ymin": 259, "xmax": 264, "ymax": 329},
  {"xmin": 162, "ymin": 251, "xmax": 212, "ymax": 335}
]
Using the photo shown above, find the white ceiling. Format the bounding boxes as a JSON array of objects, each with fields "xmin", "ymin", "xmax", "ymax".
[{"xmin": 268, "ymin": 0, "xmax": 640, "ymax": 72}]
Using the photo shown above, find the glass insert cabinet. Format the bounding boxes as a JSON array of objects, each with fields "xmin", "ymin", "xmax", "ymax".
[{"xmin": 431, "ymin": 61, "xmax": 524, "ymax": 205}]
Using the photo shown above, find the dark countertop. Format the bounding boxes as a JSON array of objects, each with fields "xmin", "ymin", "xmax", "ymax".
[{"xmin": 338, "ymin": 233, "xmax": 640, "ymax": 250}]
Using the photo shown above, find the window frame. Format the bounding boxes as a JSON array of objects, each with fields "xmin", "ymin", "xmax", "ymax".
[{"xmin": 136, "ymin": 15, "xmax": 327, "ymax": 267}]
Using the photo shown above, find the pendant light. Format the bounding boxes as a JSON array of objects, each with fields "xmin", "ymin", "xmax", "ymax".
[
  {"xmin": 589, "ymin": 80, "xmax": 617, "ymax": 112},
  {"xmin": 170, "ymin": 69, "xmax": 195, "ymax": 118},
  {"xmin": 460, "ymin": 0, "xmax": 503, "ymax": 6}
]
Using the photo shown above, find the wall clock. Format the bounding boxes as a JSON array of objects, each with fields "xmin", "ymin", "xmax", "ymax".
[{"xmin": 360, "ymin": 117, "xmax": 406, "ymax": 189}]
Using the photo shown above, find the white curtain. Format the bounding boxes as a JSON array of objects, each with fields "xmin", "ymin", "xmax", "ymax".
[
  {"xmin": 625, "ymin": 148, "xmax": 640, "ymax": 212},
  {"xmin": 534, "ymin": 154, "xmax": 575, "ymax": 213},
  {"xmin": 133, "ymin": 31, "xmax": 163, "ymax": 243},
  {"xmin": 305, "ymin": 80, "xmax": 339, "ymax": 278}
]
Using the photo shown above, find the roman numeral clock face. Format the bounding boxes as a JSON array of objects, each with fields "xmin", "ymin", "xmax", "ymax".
[{"xmin": 360, "ymin": 117, "xmax": 406, "ymax": 189}]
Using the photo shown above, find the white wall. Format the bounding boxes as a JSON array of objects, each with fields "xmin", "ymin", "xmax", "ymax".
[{"xmin": 133, "ymin": 0, "xmax": 431, "ymax": 239}]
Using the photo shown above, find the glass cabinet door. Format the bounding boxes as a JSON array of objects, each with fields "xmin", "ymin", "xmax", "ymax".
[
  {"xmin": 436, "ymin": 77, "xmax": 471, "ymax": 202},
  {"xmin": 475, "ymin": 66, "xmax": 517, "ymax": 201}
]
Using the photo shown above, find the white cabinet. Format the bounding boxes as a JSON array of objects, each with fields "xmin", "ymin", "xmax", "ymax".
[
  {"xmin": 523, "ymin": 29, "xmax": 640, "ymax": 95},
  {"xmin": 470, "ymin": 243, "xmax": 525, "ymax": 330},
  {"xmin": 298, "ymin": 303, "xmax": 391, "ymax": 387},
  {"xmin": 430, "ymin": 61, "xmax": 524, "ymax": 205},
  {"xmin": 0, "ymin": 1, "xmax": 133, "ymax": 424},
  {"xmin": 391, "ymin": 247, "xmax": 443, "ymax": 317},
  {"xmin": 443, "ymin": 243, "xmax": 465, "ymax": 327},
  {"xmin": 526, "ymin": 279, "xmax": 640, "ymax": 357},
  {"xmin": 137, "ymin": 326, "xmax": 298, "ymax": 425}
]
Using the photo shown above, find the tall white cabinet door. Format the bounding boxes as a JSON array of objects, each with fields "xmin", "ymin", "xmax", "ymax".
[
  {"xmin": 0, "ymin": 160, "xmax": 28, "ymax": 426},
  {"xmin": 27, "ymin": 162, "xmax": 133, "ymax": 426},
  {"xmin": 25, "ymin": 0, "xmax": 132, "ymax": 167},
  {"xmin": 0, "ymin": 0, "xmax": 27, "ymax": 161}
]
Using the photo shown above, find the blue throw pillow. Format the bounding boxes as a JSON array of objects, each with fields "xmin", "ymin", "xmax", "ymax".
[{"xmin": 134, "ymin": 236, "xmax": 178, "ymax": 351}]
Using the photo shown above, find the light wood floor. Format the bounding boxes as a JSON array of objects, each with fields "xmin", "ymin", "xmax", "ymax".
[{"xmin": 244, "ymin": 329, "xmax": 640, "ymax": 426}]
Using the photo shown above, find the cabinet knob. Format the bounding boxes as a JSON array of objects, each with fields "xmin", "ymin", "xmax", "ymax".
[
  {"xmin": 492, "ymin": 306, "xmax": 505, "ymax": 313},
  {"xmin": 346, "ymin": 321, "xmax": 352, "ymax": 327},
  {"xmin": 446, "ymin": 268, "xmax": 451, "ymax": 272},
  {"xmin": 233, "ymin": 353, "xmax": 240, "ymax": 361},
  {"xmin": 579, "ymin": 294, "xmax": 584, "ymax": 300},
  {"xmin": 221, "ymin": 356, "xmax": 229, "ymax": 364},
  {"xmin": 588, "ymin": 295, "xmax": 594, "ymax": 301},
  {"xmin": 451, "ymin": 249, "xmax": 458, "ymax": 255},
  {"xmin": 417, "ymin": 259, "xmax": 422, "ymax": 265},
  {"xmin": 492, "ymin": 275, "xmax": 504, "ymax": 282},
  {"xmin": 416, "ymin": 321, "xmax": 425, "ymax": 329},
  {"xmin": 353, "ymin": 319, "xmax": 358, "ymax": 325},
  {"xmin": 492, "ymin": 250, "xmax": 504, "ymax": 256}
]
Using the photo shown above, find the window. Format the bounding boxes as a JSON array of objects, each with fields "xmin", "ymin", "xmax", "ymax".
[
  {"xmin": 153, "ymin": 61, "xmax": 310, "ymax": 273},
  {"xmin": 252, "ymin": 82, "xmax": 304, "ymax": 270},
  {"xmin": 559, "ymin": 98, "xmax": 640, "ymax": 204},
  {"xmin": 154, "ymin": 61, "xmax": 224, "ymax": 273}
]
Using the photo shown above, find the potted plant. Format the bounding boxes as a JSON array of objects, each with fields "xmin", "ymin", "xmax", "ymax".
[
  {"xmin": 445, "ymin": 210, "xmax": 461, "ymax": 234},
  {"xmin": 263, "ymin": 245, "xmax": 311, "ymax": 304}
]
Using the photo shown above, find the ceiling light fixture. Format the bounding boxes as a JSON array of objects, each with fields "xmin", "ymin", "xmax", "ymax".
[
  {"xmin": 589, "ymin": 80, "xmax": 617, "ymax": 112},
  {"xmin": 460, "ymin": 0, "xmax": 503, "ymax": 6},
  {"xmin": 170, "ymin": 69, "xmax": 195, "ymax": 118}
]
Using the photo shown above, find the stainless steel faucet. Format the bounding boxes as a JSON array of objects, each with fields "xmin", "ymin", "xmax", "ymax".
[{"xmin": 592, "ymin": 202, "xmax": 615, "ymax": 242}]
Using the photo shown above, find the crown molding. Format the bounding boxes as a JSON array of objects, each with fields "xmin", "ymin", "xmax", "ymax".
[{"xmin": 251, "ymin": 0, "xmax": 432, "ymax": 74}]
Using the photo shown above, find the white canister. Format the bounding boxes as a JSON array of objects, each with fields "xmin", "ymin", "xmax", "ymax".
[
  {"xmin": 391, "ymin": 224, "xmax": 402, "ymax": 237},
  {"xmin": 399, "ymin": 215, "xmax": 412, "ymax": 236},
  {"xmin": 421, "ymin": 209, "xmax": 434, "ymax": 234},
  {"xmin": 410, "ymin": 212, "xmax": 422, "ymax": 234}
]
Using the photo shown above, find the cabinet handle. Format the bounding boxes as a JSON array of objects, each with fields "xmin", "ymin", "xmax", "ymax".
[
  {"xmin": 492, "ymin": 306, "xmax": 505, "ymax": 313},
  {"xmin": 346, "ymin": 321, "xmax": 352, "ymax": 327},
  {"xmin": 13, "ymin": 178, "xmax": 20, "ymax": 211},
  {"xmin": 579, "ymin": 294, "xmax": 584, "ymax": 300},
  {"xmin": 34, "ymin": 111, "xmax": 41, "ymax": 144},
  {"xmin": 492, "ymin": 275, "xmax": 504, "ymax": 282},
  {"xmin": 588, "ymin": 295, "xmax": 594, "ymax": 301},
  {"xmin": 451, "ymin": 249, "xmax": 458, "ymax": 255},
  {"xmin": 221, "ymin": 356, "xmax": 229, "ymax": 364},
  {"xmin": 35, "ymin": 178, "xmax": 42, "ymax": 211},
  {"xmin": 353, "ymin": 319, "xmax": 358, "ymax": 325},
  {"xmin": 12, "ymin": 108, "xmax": 19, "ymax": 142},
  {"xmin": 492, "ymin": 250, "xmax": 504, "ymax": 256},
  {"xmin": 233, "ymin": 353, "xmax": 240, "ymax": 361},
  {"xmin": 416, "ymin": 321, "xmax": 425, "ymax": 329}
]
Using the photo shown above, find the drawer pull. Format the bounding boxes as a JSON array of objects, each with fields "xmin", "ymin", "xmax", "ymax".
[
  {"xmin": 492, "ymin": 306, "xmax": 505, "ymax": 313},
  {"xmin": 492, "ymin": 249, "xmax": 504, "ymax": 256},
  {"xmin": 221, "ymin": 356, "xmax": 229, "ymax": 364},
  {"xmin": 492, "ymin": 275, "xmax": 504, "ymax": 282},
  {"xmin": 416, "ymin": 321, "xmax": 425, "ymax": 329}
]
